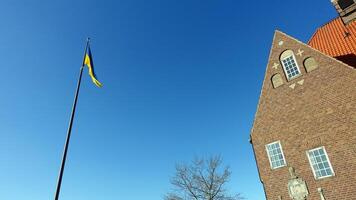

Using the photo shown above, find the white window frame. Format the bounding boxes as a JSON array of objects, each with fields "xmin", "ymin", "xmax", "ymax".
[
  {"xmin": 280, "ymin": 50, "xmax": 301, "ymax": 80},
  {"xmin": 306, "ymin": 146, "xmax": 335, "ymax": 180},
  {"xmin": 265, "ymin": 141, "xmax": 287, "ymax": 170}
]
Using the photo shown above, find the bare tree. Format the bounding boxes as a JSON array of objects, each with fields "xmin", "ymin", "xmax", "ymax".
[{"xmin": 165, "ymin": 155, "xmax": 244, "ymax": 200}]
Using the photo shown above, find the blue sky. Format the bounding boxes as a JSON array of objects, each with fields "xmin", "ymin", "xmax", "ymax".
[{"xmin": 0, "ymin": 1, "xmax": 336, "ymax": 200}]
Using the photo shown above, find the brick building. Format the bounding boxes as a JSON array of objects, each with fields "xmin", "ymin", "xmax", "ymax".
[{"xmin": 250, "ymin": 1, "xmax": 356, "ymax": 199}]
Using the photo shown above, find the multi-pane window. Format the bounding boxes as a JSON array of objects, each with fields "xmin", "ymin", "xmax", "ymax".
[
  {"xmin": 266, "ymin": 141, "xmax": 286, "ymax": 169},
  {"xmin": 282, "ymin": 55, "xmax": 301, "ymax": 80},
  {"xmin": 307, "ymin": 147, "xmax": 335, "ymax": 179}
]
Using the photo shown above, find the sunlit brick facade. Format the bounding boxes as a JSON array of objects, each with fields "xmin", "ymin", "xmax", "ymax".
[{"xmin": 250, "ymin": 1, "xmax": 356, "ymax": 199}]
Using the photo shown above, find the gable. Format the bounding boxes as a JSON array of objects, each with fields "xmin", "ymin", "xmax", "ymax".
[{"xmin": 251, "ymin": 30, "xmax": 356, "ymax": 141}]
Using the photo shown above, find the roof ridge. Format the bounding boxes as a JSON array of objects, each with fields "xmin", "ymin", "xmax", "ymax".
[
  {"xmin": 308, "ymin": 15, "xmax": 356, "ymax": 59},
  {"xmin": 320, "ymin": 16, "xmax": 341, "ymax": 29},
  {"xmin": 308, "ymin": 17, "xmax": 341, "ymax": 45},
  {"xmin": 277, "ymin": 30, "xmax": 355, "ymax": 70}
]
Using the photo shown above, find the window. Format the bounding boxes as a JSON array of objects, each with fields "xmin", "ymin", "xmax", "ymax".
[
  {"xmin": 266, "ymin": 141, "xmax": 287, "ymax": 169},
  {"xmin": 307, "ymin": 147, "xmax": 335, "ymax": 179},
  {"xmin": 338, "ymin": 0, "xmax": 354, "ymax": 10},
  {"xmin": 280, "ymin": 50, "xmax": 301, "ymax": 80}
]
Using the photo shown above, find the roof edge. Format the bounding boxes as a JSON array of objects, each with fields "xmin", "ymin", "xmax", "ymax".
[
  {"xmin": 250, "ymin": 30, "xmax": 279, "ymax": 137},
  {"xmin": 278, "ymin": 29, "xmax": 356, "ymax": 71},
  {"xmin": 307, "ymin": 17, "xmax": 341, "ymax": 44}
]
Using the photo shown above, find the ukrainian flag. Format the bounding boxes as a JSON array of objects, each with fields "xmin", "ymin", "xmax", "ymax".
[{"xmin": 84, "ymin": 46, "xmax": 102, "ymax": 87}]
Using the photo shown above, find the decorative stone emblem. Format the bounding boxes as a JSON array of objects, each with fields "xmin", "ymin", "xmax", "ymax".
[
  {"xmin": 272, "ymin": 62, "xmax": 280, "ymax": 69},
  {"xmin": 288, "ymin": 167, "xmax": 309, "ymax": 200},
  {"xmin": 297, "ymin": 49, "xmax": 304, "ymax": 57},
  {"xmin": 279, "ymin": 41, "xmax": 284, "ymax": 46}
]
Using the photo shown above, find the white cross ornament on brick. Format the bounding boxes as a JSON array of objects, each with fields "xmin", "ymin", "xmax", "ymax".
[
  {"xmin": 297, "ymin": 49, "xmax": 304, "ymax": 57},
  {"xmin": 272, "ymin": 63, "xmax": 279, "ymax": 69}
]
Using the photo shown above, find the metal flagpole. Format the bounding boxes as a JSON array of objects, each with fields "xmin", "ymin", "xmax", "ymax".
[{"xmin": 54, "ymin": 38, "xmax": 90, "ymax": 200}]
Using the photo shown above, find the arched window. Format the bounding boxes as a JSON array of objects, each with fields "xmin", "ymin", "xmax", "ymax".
[{"xmin": 280, "ymin": 50, "xmax": 301, "ymax": 80}]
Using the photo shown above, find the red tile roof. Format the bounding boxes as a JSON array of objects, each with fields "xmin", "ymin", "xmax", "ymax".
[{"xmin": 308, "ymin": 17, "xmax": 356, "ymax": 58}]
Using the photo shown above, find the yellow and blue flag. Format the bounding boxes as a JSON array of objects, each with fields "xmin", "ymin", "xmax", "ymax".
[{"xmin": 84, "ymin": 46, "xmax": 102, "ymax": 87}]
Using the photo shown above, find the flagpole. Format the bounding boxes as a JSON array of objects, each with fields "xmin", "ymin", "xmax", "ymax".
[{"xmin": 54, "ymin": 38, "xmax": 90, "ymax": 200}]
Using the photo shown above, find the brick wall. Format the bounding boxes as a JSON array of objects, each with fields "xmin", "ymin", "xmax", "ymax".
[{"xmin": 250, "ymin": 31, "xmax": 356, "ymax": 200}]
